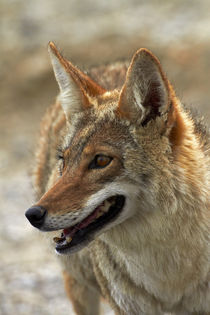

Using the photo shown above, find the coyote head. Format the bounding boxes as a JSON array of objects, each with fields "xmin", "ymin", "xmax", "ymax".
[{"xmin": 26, "ymin": 42, "xmax": 184, "ymax": 254}]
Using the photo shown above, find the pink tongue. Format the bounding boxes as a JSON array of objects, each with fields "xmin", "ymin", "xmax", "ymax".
[{"xmin": 63, "ymin": 205, "xmax": 101, "ymax": 238}]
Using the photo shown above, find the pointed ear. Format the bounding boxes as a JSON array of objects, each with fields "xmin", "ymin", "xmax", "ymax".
[
  {"xmin": 118, "ymin": 48, "xmax": 172, "ymax": 125},
  {"xmin": 48, "ymin": 42, "xmax": 106, "ymax": 119}
]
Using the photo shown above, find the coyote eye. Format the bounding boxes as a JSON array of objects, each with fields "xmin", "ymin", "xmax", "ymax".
[{"xmin": 89, "ymin": 155, "xmax": 112, "ymax": 169}]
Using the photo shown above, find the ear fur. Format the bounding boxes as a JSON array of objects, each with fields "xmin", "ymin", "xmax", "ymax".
[
  {"xmin": 48, "ymin": 42, "xmax": 106, "ymax": 119},
  {"xmin": 118, "ymin": 48, "xmax": 172, "ymax": 125}
]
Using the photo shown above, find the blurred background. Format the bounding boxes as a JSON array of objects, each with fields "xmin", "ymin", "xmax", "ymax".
[{"xmin": 0, "ymin": 0, "xmax": 209, "ymax": 314}]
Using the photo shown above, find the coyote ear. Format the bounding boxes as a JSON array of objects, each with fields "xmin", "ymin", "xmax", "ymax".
[
  {"xmin": 118, "ymin": 48, "xmax": 171, "ymax": 125},
  {"xmin": 48, "ymin": 42, "xmax": 106, "ymax": 119}
]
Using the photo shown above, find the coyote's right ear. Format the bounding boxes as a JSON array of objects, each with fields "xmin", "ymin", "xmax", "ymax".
[
  {"xmin": 118, "ymin": 48, "xmax": 173, "ymax": 125},
  {"xmin": 48, "ymin": 42, "xmax": 106, "ymax": 120}
]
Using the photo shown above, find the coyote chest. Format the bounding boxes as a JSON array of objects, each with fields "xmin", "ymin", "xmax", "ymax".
[
  {"xmin": 91, "ymin": 240, "xmax": 165, "ymax": 314},
  {"xmin": 25, "ymin": 42, "xmax": 210, "ymax": 314}
]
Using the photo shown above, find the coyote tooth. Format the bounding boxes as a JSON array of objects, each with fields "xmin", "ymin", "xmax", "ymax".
[
  {"xmin": 104, "ymin": 200, "xmax": 109, "ymax": 207},
  {"xmin": 53, "ymin": 237, "xmax": 63, "ymax": 244},
  {"xmin": 96, "ymin": 211, "xmax": 103, "ymax": 218},
  {"xmin": 66, "ymin": 235, "xmax": 72, "ymax": 243}
]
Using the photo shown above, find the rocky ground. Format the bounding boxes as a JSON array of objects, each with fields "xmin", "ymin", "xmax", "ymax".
[{"xmin": 0, "ymin": 1, "xmax": 210, "ymax": 314}]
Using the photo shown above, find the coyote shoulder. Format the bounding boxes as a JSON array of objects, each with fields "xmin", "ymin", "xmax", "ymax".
[{"xmin": 25, "ymin": 42, "xmax": 210, "ymax": 314}]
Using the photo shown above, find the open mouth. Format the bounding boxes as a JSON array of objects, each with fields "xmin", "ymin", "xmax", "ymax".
[{"xmin": 53, "ymin": 195, "xmax": 125, "ymax": 254}]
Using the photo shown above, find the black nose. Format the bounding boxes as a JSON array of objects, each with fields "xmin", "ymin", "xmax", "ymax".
[{"xmin": 25, "ymin": 206, "xmax": 47, "ymax": 228}]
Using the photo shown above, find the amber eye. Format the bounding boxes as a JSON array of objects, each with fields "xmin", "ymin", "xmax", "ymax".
[{"xmin": 88, "ymin": 155, "xmax": 112, "ymax": 170}]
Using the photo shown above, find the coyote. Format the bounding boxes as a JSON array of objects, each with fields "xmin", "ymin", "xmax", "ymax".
[{"xmin": 25, "ymin": 42, "xmax": 210, "ymax": 314}]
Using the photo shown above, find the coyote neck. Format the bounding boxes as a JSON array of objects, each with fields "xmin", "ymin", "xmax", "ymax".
[{"xmin": 97, "ymin": 191, "xmax": 209, "ymax": 306}]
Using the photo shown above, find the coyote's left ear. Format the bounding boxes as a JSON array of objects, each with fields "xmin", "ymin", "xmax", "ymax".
[
  {"xmin": 118, "ymin": 48, "xmax": 174, "ymax": 126},
  {"xmin": 48, "ymin": 42, "xmax": 106, "ymax": 120}
]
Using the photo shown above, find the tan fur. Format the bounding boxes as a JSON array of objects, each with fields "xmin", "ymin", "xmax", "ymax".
[{"xmin": 29, "ymin": 43, "xmax": 210, "ymax": 314}]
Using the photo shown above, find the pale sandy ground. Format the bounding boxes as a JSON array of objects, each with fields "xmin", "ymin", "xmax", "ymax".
[{"xmin": 0, "ymin": 1, "xmax": 210, "ymax": 314}]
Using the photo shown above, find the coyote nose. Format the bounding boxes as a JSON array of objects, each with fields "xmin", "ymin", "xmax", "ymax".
[{"xmin": 25, "ymin": 206, "xmax": 47, "ymax": 228}]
